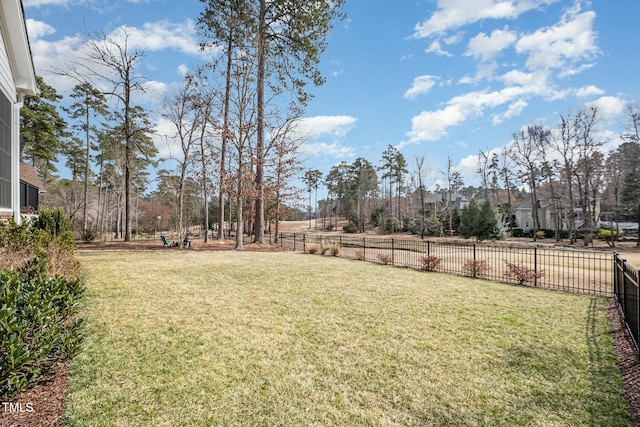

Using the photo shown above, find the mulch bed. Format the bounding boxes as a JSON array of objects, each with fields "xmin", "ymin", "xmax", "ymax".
[
  {"xmin": 2, "ymin": 242, "xmax": 639, "ymax": 425},
  {"xmin": 609, "ymin": 298, "xmax": 640, "ymax": 427},
  {"xmin": 0, "ymin": 367, "xmax": 68, "ymax": 427}
]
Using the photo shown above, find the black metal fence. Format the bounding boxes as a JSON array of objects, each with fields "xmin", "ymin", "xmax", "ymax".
[
  {"xmin": 278, "ymin": 233, "xmax": 615, "ymax": 297},
  {"xmin": 614, "ymin": 254, "xmax": 640, "ymax": 352}
]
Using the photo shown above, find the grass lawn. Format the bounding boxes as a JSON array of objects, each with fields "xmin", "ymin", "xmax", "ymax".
[{"xmin": 65, "ymin": 251, "xmax": 632, "ymax": 426}]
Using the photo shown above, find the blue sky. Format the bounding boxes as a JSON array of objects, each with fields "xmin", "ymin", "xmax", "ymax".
[{"xmin": 23, "ymin": 0, "xmax": 640, "ymax": 192}]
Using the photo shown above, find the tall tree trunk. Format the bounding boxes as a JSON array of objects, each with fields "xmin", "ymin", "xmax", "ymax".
[
  {"xmin": 254, "ymin": 0, "xmax": 267, "ymax": 244},
  {"xmin": 124, "ymin": 142, "xmax": 132, "ymax": 241},
  {"xmin": 218, "ymin": 37, "xmax": 233, "ymax": 241},
  {"xmin": 83, "ymin": 108, "xmax": 90, "ymax": 235}
]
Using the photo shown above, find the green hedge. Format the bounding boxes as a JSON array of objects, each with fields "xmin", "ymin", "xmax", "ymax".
[
  {"xmin": 1, "ymin": 213, "xmax": 83, "ymax": 399},
  {"xmin": 1, "ymin": 256, "xmax": 84, "ymax": 398}
]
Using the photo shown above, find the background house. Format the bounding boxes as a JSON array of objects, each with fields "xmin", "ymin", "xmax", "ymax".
[
  {"xmin": 515, "ymin": 191, "xmax": 601, "ymax": 232},
  {"xmin": 20, "ymin": 161, "xmax": 43, "ymax": 213},
  {"xmin": 0, "ymin": 0, "xmax": 38, "ymax": 223}
]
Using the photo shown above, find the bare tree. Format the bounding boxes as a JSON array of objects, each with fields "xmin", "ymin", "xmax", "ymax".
[
  {"xmin": 163, "ymin": 74, "xmax": 205, "ymax": 244},
  {"xmin": 535, "ymin": 129, "xmax": 562, "ymax": 240},
  {"xmin": 413, "ymin": 155, "xmax": 430, "ymax": 239},
  {"xmin": 443, "ymin": 156, "xmax": 463, "ymax": 236},
  {"xmin": 267, "ymin": 112, "xmax": 306, "ymax": 241},
  {"xmin": 73, "ymin": 29, "xmax": 155, "ymax": 241},
  {"xmin": 551, "ymin": 113, "xmax": 578, "ymax": 243},
  {"xmin": 573, "ymin": 107, "xmax": 603, "ymax": 230},
  {"xmin": 511, "ymin": 126, "xmax": 545, "ymax": 240}
]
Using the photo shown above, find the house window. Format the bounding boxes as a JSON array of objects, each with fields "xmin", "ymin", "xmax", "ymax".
[
  {"xmin": 20, "ymin": 181, "xmax": 39, "ymax": 212},
  {"xmin": 0, "ymin": 92, "xmax": 11, "ymax": 209}
]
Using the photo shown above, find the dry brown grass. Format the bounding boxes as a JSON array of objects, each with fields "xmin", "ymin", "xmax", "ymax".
[{"xmin": 65, "ymin": 251, "xmax": 632, "ymax": 426}]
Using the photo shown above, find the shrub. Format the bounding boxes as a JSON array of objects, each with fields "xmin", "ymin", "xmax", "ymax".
[
  {"xmin": 81, "ymin": 228, "xmax": 98, "ymax": 243},
  {"xmin": 329, "ymin": 243, "xmax": 341, "ymax": 257},
  {"xmin": 307, "ymin": 244, "xmax": 319, "ymax": 254},
  {"xmin": 427, "ymin": 216, "xmax": 444, "ymax": 237},
  {"xmin": 33, "ymin": 207, "xmax": 73, "ymax": 237},
  {"xmin": 320, "ymin": 245, "xmax": 330, "ymax": 255},
  {"xmin": 503, "ymin": 261, "xmax": 545, "ymax": 285},
  {"xmin": 343, "ymin": 222, "xmax": 358, "ymax": 233},
  {"xmin": 535, "ymin": 230, "xmax": 545, "ymax": 240},
  {"xmin": 0, "ymin": 214, "xmax": 83, "ymax": 398},
  {"xmin": 511, "ymin": 228, "xmax": 524, "ymax": 238},
  {"xmin": 599, "ymin": 229, "xmax": 623, "ymax": 241},
  {"xmin": 377, "ymin": 253, "xmax": 392, "ymax": 265},
  {"xmin": 462, "ymin": 259, "xmax": 490, "ymax": 278},
  {"xmin": 0, "ymin": 218, "xmax": 78, "ymax": 278},
  {"xmin": 0, "ymin": 255, "xmax": 84, "ymax": 398},
  {"xmin": 355, "ymin": 250, "xmax": 365, "ymax": 260},
  {"xmin": 420, "ymin": 255, "xmax": 442, "ymax": 272}
]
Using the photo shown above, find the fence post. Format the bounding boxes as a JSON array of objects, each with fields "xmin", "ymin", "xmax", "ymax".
[
  {"xmin": 303, "ymin": 234, "xmax": 306, "ymax": 253},
  {"xmin": 363, "ymin": 237, "xmax": 366, "ymax": 261},
  {"xmin": 473, "ymin": 243, "xmax": 476, "ymax": 278},
  {"xmin": 534, "ymin": 247, "xmax": 538, "ymax": 287},
  {"xmin": 427, "ymin": 241, "xmax": 430, "ymax": 256},
  {"xmin": 293, "ymin": 233, "xmax": 296, "ymax": 252},
  {"xmin": 392, "ymin": 239, "xmax": 395, "ymax": 266}
]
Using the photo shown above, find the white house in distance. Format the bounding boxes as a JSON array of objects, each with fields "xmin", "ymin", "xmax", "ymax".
[
  {"xmin": 515, "ymin": 191, "xmax": 601, "ymax": 233},
  {"xmin": 0, "ymin": 0, "xmax": 38, "ymax": 223}
]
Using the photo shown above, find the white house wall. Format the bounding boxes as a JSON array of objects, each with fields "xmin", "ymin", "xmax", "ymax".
[
  {"xmin": 0, "ymin": 1, "xmax": 37, "ymax": 222},
  {"xmin": 0, "ymin": 28, "xmax": 15, "ymax": 103},
  {"xmin": 0, "ymin": 24, "xmax": 14, "ymax": 217}
]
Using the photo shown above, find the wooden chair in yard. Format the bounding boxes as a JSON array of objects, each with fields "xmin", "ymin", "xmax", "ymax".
[{"xmin": 160, "ymin": 235, "xmax": 178, "ymax": 247}]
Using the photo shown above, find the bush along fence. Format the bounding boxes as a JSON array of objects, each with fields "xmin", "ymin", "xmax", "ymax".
[
  {"xmin": 281, "ymin": 233, "xmax": 640, "ymax": 355},
  {"xmin": 614, "ymin": 254, "xmax": 640, "ymax": 352},
  {"xmin": 279, "ymin": 233, "xmax": 615, "ymax": 297}
]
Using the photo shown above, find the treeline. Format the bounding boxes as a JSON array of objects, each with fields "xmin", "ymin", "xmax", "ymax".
[
  {"xmin": 302, "ymin": 106, "xmax": 640, "ymax": 242},
  {"xmin": 20, "ymin": 0, "xmax": 345, "ymax": 249},
  {"xmin": 19, "ymin": 1, "xmax": 639, "ymax": 245}
]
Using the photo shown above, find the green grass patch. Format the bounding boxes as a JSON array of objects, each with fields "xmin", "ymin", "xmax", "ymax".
[{"xmin": 65, "ymin": 251, "xmax": 631, "ymax": 426}]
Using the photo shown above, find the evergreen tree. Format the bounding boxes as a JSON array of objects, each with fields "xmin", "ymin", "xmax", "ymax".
[
  {"xmin": 477, "ymin": 198, "xmax": 503, "ymax": 241},
  {"xmin": 20, "ymin": 76, "xmax": 68, "ymax": 183},
  {"xmin": 459, "ymin": 198, "xmax": 480, "ymax": 239}
]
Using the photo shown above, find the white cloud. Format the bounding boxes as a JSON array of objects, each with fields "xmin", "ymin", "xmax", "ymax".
[
  {"xmin": 27, "ymin": 18, "xmax": 206, "ymax": 96},
  {"xmin": 466, "ymin": 28, "xmax": 517, "ymax": 62},
  {"xmin": 299, "ymin": 141, "xmax": 355, "ymax": 159},
  {"xmin": 113, "ymin": 21, "xmax": 201, "ymax": 56},
  {"xmin": 404, "ymin": 75, "xmax": 437, "ymax": 99},
  {"xmin": 294, "ymin": 115, "xmax": 357, "ymax": 139},
  {"xmin": 492, "ymin": 99, "xmax": 528, "ymax": 125},
  {"xmin": 413, "ymin": 0, "xmax": 560, "ymax": 38},
  {"xmin": 24, "ymin": 0, "xmax": 73, "ymax": 6},
  {"xmin": 575, "ymin": 85, "xmax": 604, "ymax": 97},
  {"xmin": 515, "ymin": 10, "xmax": 598, "ymax": 72},
  {"xmin": 136, "ymin": 80, "xmax": 168, "ymax": 106},
  {"xmin": 26, "ymin": 19, "xmax": 57, "ymax": 39},
  {"xmin": 425, "ymin": 40, "xmax": 452, "ymax": 56},
  {"xmin": 458, "ymin": 153, "xmax": 482, "ymax": 181},
  {"xmin": 177, "ymin": 64, "xmax": 189, "ymax": 77},
  {"xmin": 499, "ymin": 69, "xmax": 551, "ymax": 96},
  {"xmin": 585, "ymin": 96, "xmax": 626, "ymax": 119},
  {"xmin": 407, "ymin": 77, "xmax": 548, "ymax": 143},
  {"xmin": 407, "ymin": 104, "xmax": 468, "ymax": 143}
]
